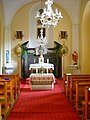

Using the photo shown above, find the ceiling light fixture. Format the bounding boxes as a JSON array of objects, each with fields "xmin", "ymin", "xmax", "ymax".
[{"xmin": 35, "ymin": 0, "xmax": 63, "ymax": 27}]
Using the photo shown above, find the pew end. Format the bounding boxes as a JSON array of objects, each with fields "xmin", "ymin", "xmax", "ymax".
[
  {"xmin": 0, "ymin": 103, "xmax": 2, "ymax": 120},
  {"xmin": 81, "ymin": 86, "xmax": 90, "ymax": 120},
  {"xmin": 0, "ymin": 81, "xmax": 10, "ymax": 119}
]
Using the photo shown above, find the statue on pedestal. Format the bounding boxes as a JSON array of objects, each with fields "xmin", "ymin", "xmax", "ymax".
[{"xmin": 72, "ymin": 51, "xmax": 78, "ymax": 65}]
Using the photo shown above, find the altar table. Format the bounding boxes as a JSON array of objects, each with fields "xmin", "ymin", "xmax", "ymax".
[
  {"xmin": 29, "ymin": 73, "xmax": 55, "ymax": 90},
  {"xmin": 29, "ymin": 63, "xmax": 54, "ymax": 73}
]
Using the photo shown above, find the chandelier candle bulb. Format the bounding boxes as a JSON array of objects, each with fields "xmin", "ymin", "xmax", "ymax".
[{"xmin": 55, "ymin": 8, "xmax": 58, "ymax": 14}]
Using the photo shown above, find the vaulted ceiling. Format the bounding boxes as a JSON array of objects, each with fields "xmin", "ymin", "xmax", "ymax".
[{"xmin": 2, "ymin": 0, "xmax": 81, "ymax": 25}]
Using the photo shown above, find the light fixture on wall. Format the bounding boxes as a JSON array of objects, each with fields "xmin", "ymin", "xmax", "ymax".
[{"xmin": 35, "ymin": 0, "xmax": 63, "ymax": 27}]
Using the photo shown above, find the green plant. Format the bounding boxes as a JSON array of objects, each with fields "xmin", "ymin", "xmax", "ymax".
[
  {"xmin": 21, "ymin": 41, "xmax": 29, "ymax": 57},
  {"xmin": 54, "ymin": 41, "xmax": 63, "ymax": 56},
  {"xmin": 54, "ymin": 41, "xmax": 68, "ymax": 56}
]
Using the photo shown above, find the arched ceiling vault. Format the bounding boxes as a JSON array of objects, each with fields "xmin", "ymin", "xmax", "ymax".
[{"xmin": 3, "ymin": 0, "xmax": 81, "ymax": 25}]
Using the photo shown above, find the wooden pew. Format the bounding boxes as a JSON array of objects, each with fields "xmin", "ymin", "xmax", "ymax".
[
  {"xmin": 75, "ymin": 81, "xmax": 90, "ymax": 113},
  {"xmin": 63, "ymin": 74, "xmax": 90, "ymax": 99},
  {"xmin": 0, "ymin": 74, "xmax": 20, "ymax": 101},
  {"xmin": 0, "ymin": 78, "xmax": 14, "ymax": 107},
  {"xmin": 69, "ymin": 78, "xmax": 90, "ymax": 103},
  {"xmin": 0, "ymin": 81, "xmax": 9, "ymax": 119},
  {"xmin": 63, "ymin": 73, "xmax": 72, "ymax": 93},
  {"xmin": 15, "ymin": 74, "xmax": 20, "ymax": 96},
  {"xmin": 0, "ymin": 103, "xmax": 2, "ymax": 120},
  {"xmin": 81, "ymin": 86, "xmax": 90, "ymax": 120}
]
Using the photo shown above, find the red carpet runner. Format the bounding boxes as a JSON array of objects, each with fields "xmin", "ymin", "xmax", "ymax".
[{"xmin": 7, "ymin": 80, "xmax": 81, "ymax": 120}]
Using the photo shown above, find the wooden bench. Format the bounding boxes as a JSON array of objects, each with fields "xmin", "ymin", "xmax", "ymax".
[
  {"xmin": 15, "ymin": 74, "xmax": 20, "ymax": 96},
  {"xmin": 75, "ymin": 81, "xmax": 90, "ymax": 113},
  {"xmin": 63, "ymin": 73, "xmax": 71, "ymax": 93},
  {"xmin": 0, "ymin": 103, "xmax": 2, "ymax": 120},
  {"xmin": 0, "ymin": 74, "xmax": 20, "ymax": 101},
  {"xmin": 0, "ymin": 81, "xmax": 9, "ymax": 119},
  {"xmin": 81, "ymin": 86, "xmax": 90, "ymax": 120},
  {"xmin": 63, "ymin": 74, "xmax": 90, "ymax": 99},
  {"xmin": 0, "ymin": 78, "xmax": 14, "ymax": 107},
  {"xmin": 69, "ymin": 78, "xmax": 90, "ymax": 103}
]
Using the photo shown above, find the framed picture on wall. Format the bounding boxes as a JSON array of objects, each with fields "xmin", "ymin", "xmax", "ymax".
[
  {"xmin": 60, "ymin": 31, "xmax": 68, "ymax": 39},
  {"xmin": 15, "ymin": 31, "xmax": 23, "ymax": 39},
  {"xmin": 37, "ymin": 28, "xmax": 46, "ymax": 38}
]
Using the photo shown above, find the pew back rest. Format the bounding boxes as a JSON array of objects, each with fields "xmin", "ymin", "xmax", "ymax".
[
  {"xmin": 63, "ymin": 74, "xmax": 90, "ymax": 98},
  {"xmin": 0, "ymin": 81, "xmax": 8, "ymax": 110},
  {"xmin": 76, "ymin": 81, "xmax": 90, "ymax": 95},
  {"xmin": 69, "ymin": 78, "xmax": 90, "ymax": 102},
  {"xmin": 75, "ymin": 82, "xmax": 90, "ymax": 112},
  {"xmin": 85, "ymin": 86, "xmax": 90, "ymax": 103},
  {"xmin": 0, "ymin": 102, "xmax": 2, "ymax": 120},
  {"xmin": 64, "ymin": 74, "xmax": 90, "ymax": 85},
  {"xmin": 0, "ymin": 74, "xmax": 20, "ymax": 88},
  {"xmin": 70, "ymin": 78, "xmax": 90, "ymax": 89}
]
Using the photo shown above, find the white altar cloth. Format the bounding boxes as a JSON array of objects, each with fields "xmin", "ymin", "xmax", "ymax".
[{"xmin": 29, "ymin": 63, "xmax": 54, "ymax": 70}]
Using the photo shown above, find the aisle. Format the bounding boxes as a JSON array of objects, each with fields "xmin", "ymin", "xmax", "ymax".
[{"xmin": 6, "ymin": 80, "xmax": 81, "ymax": 120}]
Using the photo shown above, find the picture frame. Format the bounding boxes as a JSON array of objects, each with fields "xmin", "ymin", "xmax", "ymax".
[
  {"xmin": 15, "ymin": 30, "xmax": 23, "ymax": 39},
  {"xmin": 60, "ymin": 31, "xmax": 68, "ymax": 39}
]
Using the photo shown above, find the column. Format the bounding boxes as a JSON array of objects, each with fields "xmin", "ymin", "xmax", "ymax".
[
  {"xmin": 72, "ymin": 24, "xmax": 80, "ymax": 64},
  {"xmin": 3, "ymin": 25, "xmax": 11, "ymax": 65},
  {"xmin": 71, "ymin": 24, "xmax": 80, "ymax": 74}
]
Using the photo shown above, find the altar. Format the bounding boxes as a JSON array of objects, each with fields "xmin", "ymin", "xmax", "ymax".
[
  {"xmin": 29, "ymin": 73, "xmax": 55, "ymax": 90},
  {"xmin": 29, "ymin": 63, "xmax": 54, "ymax": 73}
]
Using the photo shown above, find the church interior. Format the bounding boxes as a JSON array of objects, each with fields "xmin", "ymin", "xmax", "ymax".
[{"xmin": 0, "ymin": 0, "xmax": 90, "ymax": 120}]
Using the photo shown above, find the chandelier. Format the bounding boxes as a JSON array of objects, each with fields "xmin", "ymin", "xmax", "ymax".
[
  {"xmin": 37, "ymin": 28, "xmax": 47, "ymax": 46},
  {"xmin": 37, "ymin": 28, "xmax": 47, "ymax": 55},
  {"xmin": 35, "ymin": 0, "xmax": 63, "ymax": 27}
]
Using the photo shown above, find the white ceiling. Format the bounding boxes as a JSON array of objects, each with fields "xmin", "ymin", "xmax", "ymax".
[{"xmin": 2, "ymin": 0, "xmax": 81, "ymax": 25}]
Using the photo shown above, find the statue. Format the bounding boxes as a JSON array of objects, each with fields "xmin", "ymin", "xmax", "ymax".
[{"xmin": 72, "ymin": 51, "xmax": 78, "ymax": 65}]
